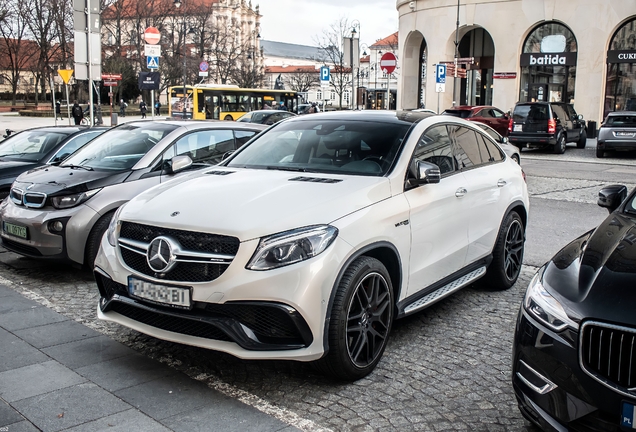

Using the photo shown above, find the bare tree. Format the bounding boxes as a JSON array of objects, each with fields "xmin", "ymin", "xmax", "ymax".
[
  {"xmin": 286, "ymin": 67, "xmax": 318, "ymax": 93},
  {"xmin": 231, "ymin": 46, "xmax": 264, "ymax": 88},
  {"xmin": 0, "ymin": 0, "xmax": 34, "ymax": 105},
  {"xmin": 315, "ymin": 17, "xmax": 352, "ymax": 109}
]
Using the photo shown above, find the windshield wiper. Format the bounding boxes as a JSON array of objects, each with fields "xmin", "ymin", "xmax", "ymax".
[
  {"xmin": 265, "ymin": 166, "xmax": 307, "ymax": 172},
  {"xmin": 66, "ymin": 164, "xmax": 93, "ymax": 171}
]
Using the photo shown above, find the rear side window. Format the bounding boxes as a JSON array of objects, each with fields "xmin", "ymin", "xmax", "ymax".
[
  {"xmin": 551, "ymin": 104, "xmax": 569, "ymax": 121},
  {"xmin": 235, "ymin": 130, "xmax": 257, "ymax": 146},
  {"xmin": 449, "ymin": 126, "xmax": 481, "ymax": 169},
  {"xmin": 413, "ymin": 125, "xmax": 457, "ymax": 175},
  {"xmin": 175, "ymin": 129, "xmax": 235, "ymax": 165},
  {"xmin": 514, "ymin": 104, "xmax": 549, "ymax": 122},
  {"xmin": 477, "ymin": 133, "xmax": 504, "ymax": 162}
]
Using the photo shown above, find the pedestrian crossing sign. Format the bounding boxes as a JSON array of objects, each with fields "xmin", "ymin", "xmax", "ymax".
[{"xmin": 147, "ymin": 56, "xmax": 159, "ymax": 69}]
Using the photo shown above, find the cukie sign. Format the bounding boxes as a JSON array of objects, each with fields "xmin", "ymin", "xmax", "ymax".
[{"xmin": 520, "ymin": 52, "xmax": 577, "ymax": 67}]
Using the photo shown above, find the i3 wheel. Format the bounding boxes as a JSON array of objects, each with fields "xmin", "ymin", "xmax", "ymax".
[
  {"xmin": 553, "ymin": 135, "xmax": 566, "ymax": 154},
  {"xmin": 315, "ymin": 256, "xmax": 394, "ymax": 380},
  {"xmin": 577, "ymin": 129, "xmax": 587, "ymax": 149},
  {"xmin": 483, "ymin": 211, "xmax": 524, "ymax": 290},
  {"xmin": 84, "ymin": 211, "xmax": 115, "ymax": 269}
]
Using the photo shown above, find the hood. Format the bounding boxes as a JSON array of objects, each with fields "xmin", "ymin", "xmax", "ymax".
[
  {"xmin": 13, "ymin": 165, "xmax": 131, "ymax": 196},
  {"xmin": 0, "ymin": 159, "xmax": 39, "ymax": 179},
  {"xmin": 121, "ymin": 167, "xmax": 391, "ymax": 241},
  {"xmin": 543, "ymin": 211, "xmax": 636, "ymax": 325}
]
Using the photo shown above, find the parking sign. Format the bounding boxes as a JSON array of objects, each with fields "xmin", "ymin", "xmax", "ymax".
[
  {"xmin": 436, "ymin": 64, "xmax": 446, "ymax": 84},
  {"xmin": 320, "ymin": 66, "xmax": 330, "ymax": 83}
]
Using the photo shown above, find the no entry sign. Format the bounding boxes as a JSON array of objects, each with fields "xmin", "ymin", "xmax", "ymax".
[
  {"xmin": 380, "ymin": 52, "xmax": 397, "ymax": 74},
  {"xmin": 144, "ymin": 27, "xmax": 161, "ymax": 45}
]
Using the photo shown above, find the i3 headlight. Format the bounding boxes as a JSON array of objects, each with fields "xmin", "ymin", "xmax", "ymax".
[
  {"xmin": 523, "ymin": 271, "xmax": 578, "ymax": 332},
  {"xmin": 50, "ymin": 189, "xmax": 101, "ymax": 210},
  {"xmin": 247, "ymin": 225, "xmax": 338, "ymax": 271},
  {"xmin": 106, "ymin": 205, "xmax": 125, "ymax": 247}
]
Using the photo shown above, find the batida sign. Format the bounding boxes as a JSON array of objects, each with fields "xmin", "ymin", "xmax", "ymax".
[{"xmin": 520, "ymin": 52, "xmax": 577, "ymax": 67}]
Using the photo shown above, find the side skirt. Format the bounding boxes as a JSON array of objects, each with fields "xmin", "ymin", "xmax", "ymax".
[{"xmin": 397, "ymin": 257, "xmax": 491, "ymax": 318}]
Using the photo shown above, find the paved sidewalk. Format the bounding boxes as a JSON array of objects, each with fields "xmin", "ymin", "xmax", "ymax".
[
  {"xmin": 0, "ymin": 112, "xmax": 162, "ymax": 134},
  {"xmin": 0, "ymin": 284, "xmax": 297, "ymax": 432}
]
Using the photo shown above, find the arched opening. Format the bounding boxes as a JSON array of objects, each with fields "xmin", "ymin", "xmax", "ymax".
[
  {"xmin": 604, "ymin": 17, "xmax": 636, "ymax": 118},
  {"xmin": 401, "ymin": 31, "xmax": 426, "ymax": 110},
  {"xmin": 519, "ymin": 22, "xmax": 577, "ymax": 103},
  {"xmin": 457, "ymin": 27, "xmax": 495, "ymax": 106}
]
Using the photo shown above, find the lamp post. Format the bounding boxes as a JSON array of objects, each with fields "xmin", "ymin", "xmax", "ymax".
[
  {"xmin": 174, "ymin": 0, "xmax": 187, "ymax": 119},
  {"xmin": 350, "ymin": 20, "xmax": 360, "ymax": 110},
  {"xmin": 452, "ymin": 0, "xmax": 460, "ymax": 107},
  {"xmin": 358, "ymin": 43, "xmax": 369, "ymax": 110}
]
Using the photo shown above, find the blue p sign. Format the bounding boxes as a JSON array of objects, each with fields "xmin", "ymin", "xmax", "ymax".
[
  {"xmin": 436, "ymin": 65, "xmax": 446, "ymax": 84},
  {"xmin": 320, "ymin": 66, "xmax": 330, "ymax": 82}
]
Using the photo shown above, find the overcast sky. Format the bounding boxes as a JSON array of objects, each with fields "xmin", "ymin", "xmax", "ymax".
[{"xmin": 255, "ymin": 0, "xmax": 398, "ymax": 48}]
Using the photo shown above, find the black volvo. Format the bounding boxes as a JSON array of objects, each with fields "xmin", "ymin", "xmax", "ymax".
[{"xmin": 513, "ymin": 184, "xmax": 636, "ymax": 431}]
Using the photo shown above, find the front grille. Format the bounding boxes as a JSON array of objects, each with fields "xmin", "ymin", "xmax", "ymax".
[
  {"xmin": 1, "ymin": 238, "xmax": 43, "ymax": 256},
  {"xmin": 120, "ymin": 248, "xmax": 227, "ymax": 282},
  {"xmin": 289, "ymin": 176, "xmax": 342, "ymax": 184},
  {"xmin": 110, "ymin": 302, "xmax": 232, "ymax": 342},
  {"xmin": 581, "ymin": 322, "xmax": 636, "ymax": 395},
  {"xmin": 119, "ymin": 222, "xmax": 239, "ymax": 282},
  {"xmin": 206, "ymin": 303, "xmax": 304, "ymax": 343}
]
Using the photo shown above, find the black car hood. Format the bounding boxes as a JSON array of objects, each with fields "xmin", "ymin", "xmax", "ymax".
[
  {"xmin": 543, "ymin": 211, "xmax": 636, "ymax": 325},
  {"xmin": 13, "ymin": 165, "xmax": 131, "ymax": 196},
  {"xmin": 0, "ymin": 159, "xmax": 39, "ymax": 178}
]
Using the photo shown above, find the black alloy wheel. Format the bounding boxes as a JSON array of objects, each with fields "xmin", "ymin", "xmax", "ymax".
[
  {"xmin": 577, "ymin": 129, "xmax": 587, "ymax": 149},
  {"xmin": 553, "ymin": 135, "xmax": 566, "ymax": 154},
  {"xmin": 483, "ymin": 211, "xmax": 525, "ymax": 290},
  {"xmin": 315, "ymin": 256, "xmax": 394, "ymax": 380}
]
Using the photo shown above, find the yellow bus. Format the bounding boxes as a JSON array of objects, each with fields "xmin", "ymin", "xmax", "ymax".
[{"xmin": 168, "ymin": 84, "xmax": 300, "ymax": 120}]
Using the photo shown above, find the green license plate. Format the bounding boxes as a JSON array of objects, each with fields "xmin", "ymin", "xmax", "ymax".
[{"xmin": 3, "ymin": 222, "xmax": 27, "ymax": 239}]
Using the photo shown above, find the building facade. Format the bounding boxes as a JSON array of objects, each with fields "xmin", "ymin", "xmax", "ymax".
[{"xmin": 397, "ymin": 0, "xmax": 636, "ymax": 122}]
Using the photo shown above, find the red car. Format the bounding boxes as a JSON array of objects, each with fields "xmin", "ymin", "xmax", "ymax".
[{"xmin": 442, "ymin": 105, "xmax": 510, "ymax": 136}]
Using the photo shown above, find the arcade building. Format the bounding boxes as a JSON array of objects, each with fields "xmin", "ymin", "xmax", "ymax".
[{"xmin": 397, "ymin": 0, "xmax": 636, "ymax": 123}]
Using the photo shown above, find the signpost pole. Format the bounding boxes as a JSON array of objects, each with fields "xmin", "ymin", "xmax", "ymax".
[
  {"xmin": 151, "ymin": 91, "xmax": 155, "ymax": 120},
  {"xmin": 109, "ymin": 85, "xmax": 113, "ymax": 121},
  {"xmin": 50, "ymin": 76, "xmax": 57, "ymax": 126}
]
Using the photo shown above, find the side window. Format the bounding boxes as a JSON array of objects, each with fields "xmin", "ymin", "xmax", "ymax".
[
  {"xmin": 566, "ymin": 104, "xmax": 578, "ymax": 118},
  {"xmin": 479, "ymin": 109, "xmax": 492, "ymax": 118},
  {"xmin": 50, "ymin": 132, "xmax": 99, "ymax": 162},
  {"xmin": 551, "ymin": 104, "xmax": 568, "ymax": 121},
  {"xmin": 477, "ymin": 133, "xmax": 504, "ymax": 163},
  {"xmin": 235, "ymin": 130, "xmax": 257, "ymax": 147},
  {"xmin": 175, "ymin": 129, "xmax": 235, "ymax": 165},
  {"xmin": 412, "ymin": 125, "xmax": 457, "ymax": 175},
  {"xmin": 448, "ymin": 125, "xmax": 483, "ymax": 168},
  {"xmin": 491, "ymin": 109, "xmax": 505, "ymax": 119}
]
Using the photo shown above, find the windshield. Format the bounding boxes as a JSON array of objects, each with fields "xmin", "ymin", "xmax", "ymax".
[
  {"xmin": 0, "ymin": 130, "xmax": 72, "ymax": 161},
  {"xmin": 606, "ymin": 115, "xmax": 636, "ymax": 127},
  {"xmin": 226, "ymin": 119, "xmax": 411, "ymax": 176},
  {"xmin": 62, "ymin": 123, "xmax": 178, "ymax": 171}
]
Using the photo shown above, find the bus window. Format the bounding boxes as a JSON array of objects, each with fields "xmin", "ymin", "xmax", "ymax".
[{"xmin": 221, "ymin": 95, "xmax": 238, "ymax": 112}]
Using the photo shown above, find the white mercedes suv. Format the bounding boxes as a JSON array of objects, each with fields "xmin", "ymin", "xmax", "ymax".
[{"xmin": 95, "ymin": 111, "xmax": 529, "ymax": 380}]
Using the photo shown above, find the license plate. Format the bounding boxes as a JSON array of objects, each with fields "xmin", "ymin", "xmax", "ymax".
[
  {"xmin": 128, "ymin": 276, "xmax": 192, "ymax": 309},
  {"xmin": 514, "ymin": 124, "xmax": 522, "ymax": 132},
  {"xmin": 3, "ymin": 222, "xmax": 27, "ymax": 239},
  {"xmin": 615, "ymin": 131, "xmax": 635, "ymax": 137},
  {"xmin": 622, "ymin": 402, "xmax": 636, "ymax": 429}
]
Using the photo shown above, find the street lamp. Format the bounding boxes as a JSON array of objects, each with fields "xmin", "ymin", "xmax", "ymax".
[
  {"xmin": 174, "ymin": 0, "xmax": 187, "ymax": 119},
  {"xmin": 358, "ymin": 43, "xmax": 369, "ymax": 109},
  {"xmin": 350, "ymin": 21, "xmax": 360, "ymax": 110}
]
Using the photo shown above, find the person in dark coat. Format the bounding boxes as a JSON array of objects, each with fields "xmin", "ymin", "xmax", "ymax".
[
  {"xmin": 55, "ymin": 101, "xmax": 63, "ymax": 120},
  {"xmin": 139, "ymin": 101, "xmax": 147, "ymax": 119},
  {"xmin": 71, "ymin": 101, "xmax": 83, "ymax": 125}
]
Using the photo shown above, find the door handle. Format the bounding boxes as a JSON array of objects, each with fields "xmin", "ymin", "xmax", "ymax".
[
  {"xmin": 455, "ymin": 187, "xmax": 467, "ymax": 197},
  {"xmin": 497, "ymin": 179, "xmax": 507, "ymax": 188}
]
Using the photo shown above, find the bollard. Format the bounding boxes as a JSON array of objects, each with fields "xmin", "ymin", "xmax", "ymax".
[{"xmin": 111, "ymin": 113, "xmax": 118, "ymax": 126}]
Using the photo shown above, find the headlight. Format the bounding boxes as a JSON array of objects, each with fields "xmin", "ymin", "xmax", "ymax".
[
  {"xmin": 523, "ymin": 271, "xmax": 577, "ymax": 332},
  {"xmin": 106, "ymin": 205, "xmax": 124, "ymax": 247},
  {"xmin": 247, "ymin": 225, "xmax": 338, "ymax": 271},
  {"xmin": 50, "ymin": 189, "xmax": 101, "ymax": 209}
]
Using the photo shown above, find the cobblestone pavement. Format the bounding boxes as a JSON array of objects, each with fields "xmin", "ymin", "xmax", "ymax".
[{"xmin": 2, "ymin": 153, "xmax": 631, "ymax": 431}]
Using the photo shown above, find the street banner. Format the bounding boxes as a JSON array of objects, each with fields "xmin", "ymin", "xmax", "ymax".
[{"xmin": 138, "ymin": 72, "xmax": 160, "ymax": 90}]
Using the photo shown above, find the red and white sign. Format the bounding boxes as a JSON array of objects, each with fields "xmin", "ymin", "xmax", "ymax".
[
  {"xmin": 144, "ymin": 27, "xmax": 161, "ymax": 45},
  {"xmin": 380, "ymin": 52, "xmax": 397, "ymax": 74},
  {"xmin": 493, "ymin": 72, "xmax": 517, "ymax": 79},
  {"xmin": 103, "ymin": 81, "xmax": 118, "ymax": 86},
  {"xmin": 101, "ymin": 74, "xmax": 122, "ymax": 80}
]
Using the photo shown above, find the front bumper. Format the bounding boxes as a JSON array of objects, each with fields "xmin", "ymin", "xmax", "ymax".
[
  {"xmin": 94, "ymin": 229, "xmax": 353, "ymax": 361},
  {"xmin": 512, "ymin": 308, "xmax": 636, "ymax": 431},
  {"xmin": 0, "ymin": 200, "xmax": 98, "ymax": 264}
]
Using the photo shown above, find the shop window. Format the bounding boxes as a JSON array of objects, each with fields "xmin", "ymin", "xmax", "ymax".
[{"xmin": 604, "ymin": 17, "xmax": 636, "ymax": 117}]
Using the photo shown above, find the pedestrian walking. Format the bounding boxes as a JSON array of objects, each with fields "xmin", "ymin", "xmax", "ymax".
[
  {"xmin": 71, "ymin": 101, "xmax": 83, "ymax": 125},
  {"xmin": 139, "ymin": 101, "xmax": 147, "ymax": 119},
  {"xmin": 119, "ymin": 99, "xmax": 127, "ymax": 117},
  {"xmin": 55, "ymin": 101, "xmax": 63, "ymax": 120},
  {"xmin": 154, "ymin": 101, "xmax": 162, "ymax": 116}
]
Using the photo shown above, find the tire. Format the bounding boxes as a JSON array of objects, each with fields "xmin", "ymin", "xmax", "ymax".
[
  {"xmin": 224, "ymin": 115, "xmax": 233, "ymax": 121},
  {"xmin": 84, "ymin": 211, "xmax": 115, "ymax": 269},
  {"xmin": 577, "ymin": 129, "xmax": 587, "ymax": 149},
  {"xmin": 483, "ymin": 211, "xmax": 524, "ymax": 290},
  {"xmin": 314, "ymin": 256, "xmax": 394, "ymax": 381},
  {"xmin": 512, "ymin": 154, "xmax": 520, "ymax": 164},
  {"xmin": 553, "ymin": 135, "xmax": 566, "ymax": 154},
  {"xmin": 596, "ymin": 147, "xmax": 604, "ymax": 158}
]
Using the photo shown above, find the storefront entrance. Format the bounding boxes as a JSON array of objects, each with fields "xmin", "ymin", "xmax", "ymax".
[
  {"xmin": 457, "ymin": 27, "xmax": 495, "ymax": 106},
  {"xmin": 519, "ymin": 22, "xmax": 577, "ymax": 104},
  {"xmin": 604, "ymin": 17, "xmax": 636, "ymax": 119}
]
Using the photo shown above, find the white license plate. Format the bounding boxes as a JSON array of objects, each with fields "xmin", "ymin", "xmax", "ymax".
[
  {"xmin": 615, "ymin": 131, "xmax": 635, "ymax": 137},
  {"xmin": 128, "ymin": 277, "xmax": 191, "ymax": 308},
  {"xmin": 514, "ymin": 124, "xmax": 522, "ymax": 132},
  {"xmin": 3, "ymin": 222, "xmax": 27, "ymax": 239}
]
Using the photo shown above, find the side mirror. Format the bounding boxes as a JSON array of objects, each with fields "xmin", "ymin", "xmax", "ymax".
[
  {"xmin": 578, "ymin": 114, "xmax": 584, "ymax": 120},
  {"xmin": 501, "ymin": 136, "xmax": 509, "ymax": 144},
  {"xmin": 406, "ymin": 160, "xmax": 441, "ymax": 189},
  {"xmin": 164, "ymin": 155, "xmax": 193, "ymax": 174},
  {"xmin": 598, "ymin": 184, "xmax": 627, "ymax": 213},
  {"xmin": 221, "ymin": 150, "xmax": 235, "ymax": 161}
]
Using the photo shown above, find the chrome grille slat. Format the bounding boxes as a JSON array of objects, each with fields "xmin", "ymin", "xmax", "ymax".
[{"xmin": 580, "ymin": 321, "xmax": 636, "ymax": 398}]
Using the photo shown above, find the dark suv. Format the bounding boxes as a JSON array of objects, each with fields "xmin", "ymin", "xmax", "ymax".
[{"xmin": 508, "ymin": 102, "xmax": 587, "ymax": 153}]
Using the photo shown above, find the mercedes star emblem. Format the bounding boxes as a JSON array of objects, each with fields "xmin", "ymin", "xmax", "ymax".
[{"xmin": 147, "ymin": 236, "xmax": 177, "ymax": 273}]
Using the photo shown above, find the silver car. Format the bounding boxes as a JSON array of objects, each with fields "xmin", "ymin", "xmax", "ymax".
[
  {"xmin": 597, "ymin": 111, "xmax": 636, "ymax": 158},
  {"xmin": 0, "ymin": 120, "xmax": 266, "ymax": 267}
]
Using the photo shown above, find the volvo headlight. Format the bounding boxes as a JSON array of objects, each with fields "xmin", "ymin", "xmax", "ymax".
[
  {"xmin": 523, "ymin": 271, "xmax": 577, "ymax": 332},
  {"xmin": 247, "ymin": 225, "xmax": 338, "ymax": 271},
  {"xmin": 106, "ymin": 205, "xmax": 124, "ymax": 247},
  {"xmin": 50, "ymin": 189, "xmax": 101, "ymax": 209}
]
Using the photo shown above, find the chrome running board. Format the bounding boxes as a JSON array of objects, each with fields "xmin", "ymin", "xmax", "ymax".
[{"xmin": 403, "ymin": 266, "xmax": 487, "ymax": 315}]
